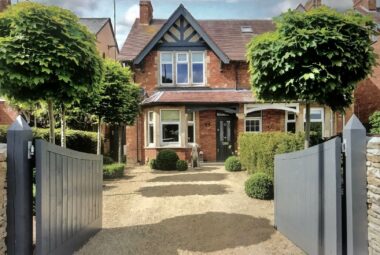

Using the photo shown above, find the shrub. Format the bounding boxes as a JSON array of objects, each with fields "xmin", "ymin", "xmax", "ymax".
[
  {"xmin": 103, "ymin": 163, "xmax": 125, "ymax": 179},
  {"xmin": 369, "ymin": 111, "xmax": 380, "ymax": 134},
  {"xmin": 149, "ymin": 159, "xmax": 157, "ymax": 170},
  {"xmin": 176, "ymin": 160, "xmax": 188, "ymax": 171},
  {"xmin": 0, "ymin": 126, "xmax": 99, "ymax": 154},
  {"xmin": 155, "ymin": 149, "xmax": 179, "ymax": 170},
  {"xmin": 225, "ymin": 156, "xmax": 242, "ymax": 171},
  {"xmin": 239, "ymin": 132, "xmax": 304, "ymax": 178},
  {"xmin": 245, "ymin": 172, "xmax": 273, "ymax": 200},
  {"xmin": 103, "ymin": 156, "xmax": 114, "ymax": 165}
]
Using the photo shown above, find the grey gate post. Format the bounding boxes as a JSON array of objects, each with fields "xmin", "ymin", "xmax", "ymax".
[
  {"xmin": 343, "ymin": 115, "xmax": 367, "ymax": 255},
  {"xmin": 7, "ymin": 116, "xmax": 33, "ymax": 255}
]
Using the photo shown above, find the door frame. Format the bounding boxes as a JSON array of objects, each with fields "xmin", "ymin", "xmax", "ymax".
[{"xmin": 216, "ymin": 113, "xmax": 235, "ymax": 162}]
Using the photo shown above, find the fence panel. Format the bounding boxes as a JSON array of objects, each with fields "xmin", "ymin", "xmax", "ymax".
[
  {"xmin": 274, "ymin": 138, "xmax": 342, "ymax": 255},
  {"xmin": 35, "ymin": 139, "xmax": 103, "ymax": 255}
]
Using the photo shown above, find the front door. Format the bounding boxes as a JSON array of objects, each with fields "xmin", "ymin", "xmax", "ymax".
[{"xmin": 216, "ymin": 115, "xmax": 234, "ymax": 161}]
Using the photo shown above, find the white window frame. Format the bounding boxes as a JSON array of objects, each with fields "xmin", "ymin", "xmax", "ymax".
[
  {"xmin": 244, "ymin": 111, "xmax": 262, "ymax": 133},
  {"xmin": 160, "ymin": 109, "xmax": 181, "ymax": 146},
  {"xmin": 285, "ymin": 107, "xmax": 297, "ymax": 132},
  {"xmin": 147, "ymin": 111, "xmax": 155, "ymax": 146},
  {"xmin": 303, "ymin": 107, "xmax": 325, "ymax": 137},
  {"xmin": 191, "ymin": 51, "xmax": 205, "ymax": 85},
  {"xmin": 187, "ymin": 112, "xmax": 196, "ymax": 144},
  {"xmin": 160, "ymin": 52, "xmax": 174, "ymax": 86},
  {"xmin": 176, "ymin": 52, "xmax": 189, "ymax": 85}
]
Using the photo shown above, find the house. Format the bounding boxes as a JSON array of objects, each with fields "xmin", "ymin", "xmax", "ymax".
[
  {"xmin": 121, "ymin": 0, "xmax": 338, "ymax": 164},
  {"xmin": 352, "ymin": 0, "xmax": 380, "ymax": 128}
]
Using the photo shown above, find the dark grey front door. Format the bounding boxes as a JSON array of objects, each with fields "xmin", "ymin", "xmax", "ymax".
[{"xmin": 216, "ymin": 116, "xmax": 234, "ymax": 161}]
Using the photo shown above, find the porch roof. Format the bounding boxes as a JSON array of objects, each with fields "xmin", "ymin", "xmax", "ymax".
[{"xmin": 141, "ymin": 89, "xmax": 256, "ymax": 105}]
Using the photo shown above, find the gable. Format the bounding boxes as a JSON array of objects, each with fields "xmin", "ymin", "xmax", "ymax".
[{"xmin": 133, "ymin": 4, "xmax": 229, "ymax": 65}]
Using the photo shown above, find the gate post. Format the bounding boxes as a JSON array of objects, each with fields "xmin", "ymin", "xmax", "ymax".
[
  {"xmin": 6, "ymin": 116, "xmax": 33, "ymax": 255},
  {"xmin": 343, "ymin": 115, "xmax": 367, "ymax": 255}
]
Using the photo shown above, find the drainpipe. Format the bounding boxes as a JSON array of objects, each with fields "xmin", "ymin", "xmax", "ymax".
[{"xmin": 136, "ymin": 117, "xmax": 140, "ymax": 164}]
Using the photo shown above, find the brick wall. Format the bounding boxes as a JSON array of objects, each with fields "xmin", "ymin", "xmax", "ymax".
[
  {"xmin": 367, "ymin": 137, "xmax": 380, "ymax": 255},
  {"xmin": 134, "ymin": 51, "xmax": 158, "ymax": 95},
  {"xmin": 126, "ymin": 114, "xmax": 144, "ymax": 165},
  {"xmin": 262, "ymin": 110, "xmax": 285, "ymax": 132},
  {"xmin": 199, "ymin": 111, "xmax": 216, "ymax": 161},
  {"xmin": 0, "ymin": 102, "xmax": 17, "ymax": 125},
  {"xmin": 0, "ymin": 144, "xmax": 6, "ymax": 254}
]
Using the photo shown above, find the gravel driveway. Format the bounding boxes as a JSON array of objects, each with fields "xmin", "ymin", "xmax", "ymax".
[{"xmin": 76, "ymin": 164, "xmax": 303, "ymax": 255}]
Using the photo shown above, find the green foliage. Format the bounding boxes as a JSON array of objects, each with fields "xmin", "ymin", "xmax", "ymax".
[
  {"xmin": 245, "ymin": 173, "xmax": 274, "ymax": 200},
  {"xmin": 149, "ymin": 159, "xmax": 157, "ymax": 170},
  {"xmin": 0, "ymin": 125, "xmax": 98, "ymax": 153},
  {"xmin": 247, "ymin": 7, "xmax": 376, "ymax": 112},
  {"xmin": 176, "ymin": 160, "xmax": 188, "ymax": 171},
  {"xmin": 103, "ymin": 163, "xmax": 125, "ymax": 179},
  {"xmin": 369, "ymin": 111, "xmax": 380, "ymax": 134},
  {"xmin": 239, "ymin": 132, "xmax": 304, "ymax": 178},
  {"xmin": 224, "ymin": 156, "xmax": 242, "ymax": 172},
  {"xmin": 0, "ymin": 2, "xmax": 103, "ymax": 105},
  {"xmin": 155, "ymin": 149, "xmax": 179, "ymax": 171},
  {"xmin": 103, "ymin": 156, "xmax": 115, "ymax": 165}
]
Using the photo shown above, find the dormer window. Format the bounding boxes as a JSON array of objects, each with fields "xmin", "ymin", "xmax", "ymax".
[
  {"xmin": 241, "ymin": 26, "xmax": 253, "ymax": 33},
  {"xmin": 160, "ymin": 51, "xmax": 205, "ymax": 86}
]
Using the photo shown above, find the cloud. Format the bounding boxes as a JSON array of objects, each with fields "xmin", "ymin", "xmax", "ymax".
[
  {"xmin": 123, "ymin": 4, "xmax": 140, "ymax": 27},
  {"xmin": 38, "ymin": 0, "xmax": 99, "ymax": 16}
]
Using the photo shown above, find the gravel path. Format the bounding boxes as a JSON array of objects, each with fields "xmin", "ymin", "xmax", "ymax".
[{"xmin": 76, "ymin": 164, "xmax": 303, "ymax": 255}]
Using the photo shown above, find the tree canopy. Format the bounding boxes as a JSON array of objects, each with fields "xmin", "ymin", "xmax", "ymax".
[
  {"xmin": 247, "ymin": 7, "xmax": 377, "ymax": 112},
  {"xmin": 0, "ymin": 2, "xmax": 103, "ymax": 103}
]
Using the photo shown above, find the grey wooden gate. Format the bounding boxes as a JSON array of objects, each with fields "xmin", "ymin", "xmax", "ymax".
[
  {"xmin": 274, "ymin": 137, "xmax": 343, "ymax": 255},
  {"xmin": 35, "ymin": 139, "xmax": 103, "ymax": 255}
]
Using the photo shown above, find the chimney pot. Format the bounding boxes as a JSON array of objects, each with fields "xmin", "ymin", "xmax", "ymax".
[{"xmin": 140, "ymin": 0, "xmax": 153, "ymax": 25}]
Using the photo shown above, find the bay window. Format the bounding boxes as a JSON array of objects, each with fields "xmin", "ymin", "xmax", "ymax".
[
  {"xmin": 147, "ymin": 111, "xmax": 154, "ymax": 146},
  {"xmin": 176, "ymin": 53, "xmax": 189, "ymax": 84},
  {"xmin": 160, "ymin": 53, "xmax": 173, "ymax": 84},
  {"xmin": 245, "ymin": 111, "xmax": 262, "ymax": 132},
  {"xmin": 161, "ymin": 110, "xmax": 180, "ymax": 145},
  {"xmin": 286, "ymin": 108, "xmax": 297, "ymax": 133}
]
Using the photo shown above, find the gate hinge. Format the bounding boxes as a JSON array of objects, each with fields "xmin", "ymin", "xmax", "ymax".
[
  {"xmin": 28, "ymin": 141, "xmax": 34, "ymax": 159},
  {"xmin": 342, "ymin": 139, "xmax": 346, "ymax": 154}
]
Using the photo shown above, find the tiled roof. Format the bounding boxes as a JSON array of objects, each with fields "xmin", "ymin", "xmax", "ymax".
[
  {"xmin": 120, "ymin": 18, "xmax": 275, "ymax": 62},
  {"xmin": 79, "ymin": 18, "xmax": 110, "ymax": 35},
  {"xmin": 141, "ymin": 89, "xmax": 255, "ymax": 105}
]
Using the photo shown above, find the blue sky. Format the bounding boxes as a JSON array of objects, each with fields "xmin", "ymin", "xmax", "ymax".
[{"xmin": 31, "ymin": 0, "xmax": 353, "ymax": 47}]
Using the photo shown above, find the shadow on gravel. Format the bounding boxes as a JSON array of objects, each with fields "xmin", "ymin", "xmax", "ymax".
[
  {"xmin": 148, "ymin": 173, "xmax": 227, "ymax": 183},
  {"xmin": 137, "ymin": 184, "xmax": 229, "ymax": 197},
  {"xmin": 77, "ymin": 212, "xmax": 274, "ymax": 255}
]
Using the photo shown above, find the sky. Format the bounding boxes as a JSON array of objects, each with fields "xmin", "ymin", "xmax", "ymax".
[{"xmin": 30, "ymin": 0, "xmax": 353, "ymax": 48}]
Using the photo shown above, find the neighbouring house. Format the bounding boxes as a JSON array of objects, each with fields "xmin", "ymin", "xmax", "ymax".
[{"xmin": 121, "ymin": 0, "xmax": 339, "ymax": 164}]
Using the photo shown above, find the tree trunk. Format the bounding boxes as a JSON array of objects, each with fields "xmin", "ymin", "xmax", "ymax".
[
  {"xmin": 60, "ymin": 104, "xmax": 66, "ymax": 148},
  {"xmin": 118, "ymin": 125, "xmax": 123, "ymax": 163},
  {"xmin": 97, "ymin": 117, "xmax": 102, "ymax": 155},
  {"xmin": 47, "ymin": 100, "xmax": 55, "ymax": 144},
  {"xmin": 304, "ymin": 102, "xmax": 311, "ymax": 149}
]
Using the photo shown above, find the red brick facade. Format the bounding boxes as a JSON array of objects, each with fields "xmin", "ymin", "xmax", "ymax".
[
  {"xmin": 199, "ymin": 111, "xmax": 217, "ymax": 162},
  {"xmin": 262, "ymin": 110, "xmax": 285, "ymax": 132},
  {"xmin": 0, "ymin": 102, "xmax": 18, "ymax": 125}
]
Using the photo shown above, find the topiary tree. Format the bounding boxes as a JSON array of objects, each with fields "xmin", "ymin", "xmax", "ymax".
[
  {"xmin": 247, "ymin": 7, "xmax": 376, "ymax": 148},
  {"xmin": 224, "ymin": 156, "xmax": 242, "ymax": 172},
  {"xmin": 156, "ymin": 149, "xmax": 179, "ymax": 170},
  {"xmin": 81, "ymin": 59, "xmax": 140, "ymax": 160},
  {"xmin": 0, "ymin": 2, "xmax": 103, "ymax": 146},
  {"xmin": 245, "ymin": 172, "xmax": 274, "ymax": 200}
]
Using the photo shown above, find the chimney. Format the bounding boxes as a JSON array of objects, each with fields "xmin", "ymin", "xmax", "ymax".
[
  {"xmin": 0, "ymin": 0, "xmax": 10, "ymax": 12},
  {"xmin": 355, "ymin": 0, "xmax": 377, "ymax": 10},
  {"xmin": 140, "ymin": 0, "xmax": 153, "ymax": 25}
]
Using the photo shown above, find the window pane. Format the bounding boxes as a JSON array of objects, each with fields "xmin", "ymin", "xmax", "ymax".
[
  {"xmin": 310, "ymin": 110, "xmax": 322, "ymax": 120},
  {"xmin": 246, "ymin": 111, "xmax": 262, "ymax": 118},
  {"xmin": 177, "ymin": 53, "xmax": 188, "ymax": 62},
  {"xmin": 287, "ymin": 122, "xmax": 296, "ymax": 133},
  {"xmin": 161, "ymin": 64, "xmax": 173, "ymax": 84},
  {"xmin": 246, "ymin": 119, "xmax": 260, "ymax": 132},
  {"xmin": 192, "ymin": 63, "xmax": 204, "ymax": 83},
  {"xmin": 287, "ymin": 112, "xmax": 296, "ymax": 121},
  {"xmin": 148, "ymin": 112, "xmax": 154, "ymax": 122},
  {"xmin": 187, "ymin": 113, "xmax": 194, "ymax": 121},
  {"xmin": 188, "ymin": 125, "xmax": 194, "ymax": 143},
  {"xmin": 162, "ymin": 124, "xmax": 179, "ymax": 142},
  {"xmin": 149, "ymin": 124, "xmax": 154, "ymax": 144},
  {"xmin": 192, "ymin": 52, "xmax": 203, "ymax": 62},
  {"xmin": 177, "ymin": 63, "xmax": 188, "ymax": 83},
  {"xmin": 161, "ymin": 53, "xmax": 172, "ymax": 62},
  {"xmin": 161, "ymin": 110, "xmax": 180, "ymax": 121}
]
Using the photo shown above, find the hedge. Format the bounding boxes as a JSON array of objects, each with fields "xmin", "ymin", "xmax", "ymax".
[
  {"xmin": 0, "ymin": 125, "xmax": 98, "ymax": 154},
  {"xmin": 239, "ymin": 132, "xmax": 304, "ymax": 178},
  {"xmin": 103, "ymin": 163, "xmax": 125, "ymax": 179},
  {"xmin": 369, "ymin": 111, "xmax": 380, "ymax": 134}
]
